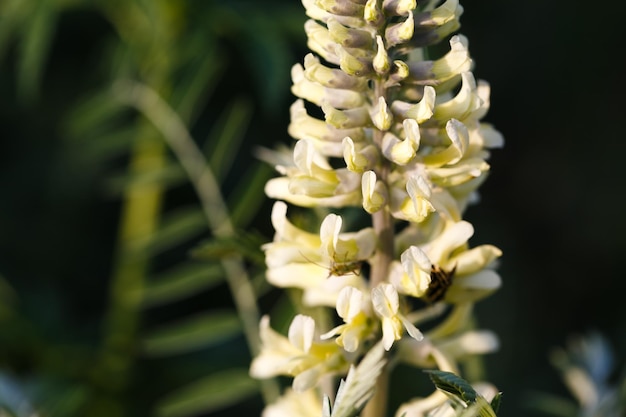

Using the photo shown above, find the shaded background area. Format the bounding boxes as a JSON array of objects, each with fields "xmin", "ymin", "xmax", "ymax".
[{"xmin": 0, "ymin": 0, "xmax": 624, "ymax": 416}]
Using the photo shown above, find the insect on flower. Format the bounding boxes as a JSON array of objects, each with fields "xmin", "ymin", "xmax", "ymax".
[
  {"xmin": 327, "ymin": 255, "xmax": 363, "ymax": 278},
  {"xmin": 424, "ymin": 264, "xmax": 456, "ymax": 303},
  {"xmin": 299, "ymin": 251, "xmax": 364, "ymax": 278}
]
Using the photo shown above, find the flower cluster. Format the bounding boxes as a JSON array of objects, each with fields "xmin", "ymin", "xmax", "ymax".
[{"xmin": 251, "ymin": 0, "xmax": 503, "ymax": 416}]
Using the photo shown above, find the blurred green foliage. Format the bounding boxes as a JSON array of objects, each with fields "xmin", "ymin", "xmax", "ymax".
[
  {"xmin": 1, "ymin": 0, "xmax": 626, "ymax": 416},
  {"xmin": 0, "ymin": 0, "xmax": 303, "ymax": 416}
]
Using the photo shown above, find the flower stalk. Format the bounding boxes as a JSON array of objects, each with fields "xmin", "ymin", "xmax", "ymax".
[{"xmin": 252, "ymin": 0, "xmax": 504, "ymax": 415}]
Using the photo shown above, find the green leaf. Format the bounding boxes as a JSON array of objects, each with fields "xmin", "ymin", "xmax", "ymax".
[
  {"xmin": 0, "ymin": 0, "xmax": 28, "ymax": 63},
  {"xmin": 205, "ymin": 96, "xmax": 253, "ymax": 181},
  {"xmin": 227, "ymin": 161, "xmax": 274, "ymax": 228},
  {"xmin": 170, "ymin": 38, "xmax": 224, "ymax": 125},
  {"xmin": 104, "ymin": 163, "xmax": 188, "ymax": 196},
  {"xmin": 142, "ymin": 310, "xmax": 241, "ymax": 356},
  {"xmin": 63, "ymin": 90, "xmax": 128, "ymax": 140},
  {"xmin": 140, "ymin": 207, "xmax": 207, "ymax": 255},
  {"xmin": 75, "ymin": 127, "xmax": 137, "ymax": 162},
  {"xmin": 489, "ymin": 392, "xmax": 502, "ymax": 414},
  {"xmin": 16, "ymin": 0, "xmax": 57, "ymax": 104},
  {"xmin": 142, "ymin": 263, "xmax": 224, "ymax": 308},
  {"xmin": 191, "ymin": 232, "xmax": 265, "ymax": 266},
  {"xmin": 424, "ymin": 370, "xmax": 477, "ymax": 404},
  {"xmin": 155, "ymin": 369, "xmax": 259, "ymax": 417}
]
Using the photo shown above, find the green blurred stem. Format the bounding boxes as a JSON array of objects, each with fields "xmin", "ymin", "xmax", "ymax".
[
  {"xmin": 97, "ymin": 123, "xmax": 166, "ymax": 414},
  {"xmin": 112, "ymin": 80, "xmax": 279, "ymax": 403}
]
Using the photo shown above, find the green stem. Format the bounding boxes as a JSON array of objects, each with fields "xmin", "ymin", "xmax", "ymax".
[
  {"xmin": 95, "ymin": 125, "xmax": 166, "ymax": 417},
  {"xmin": 112, "ymin": 80, "xmax": 280, "ymax": 403}
]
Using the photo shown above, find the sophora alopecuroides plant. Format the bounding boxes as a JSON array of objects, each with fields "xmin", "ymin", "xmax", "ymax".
[{"xmin": 251, "ymin": 1, "xmax": 504, "ymax": 416}]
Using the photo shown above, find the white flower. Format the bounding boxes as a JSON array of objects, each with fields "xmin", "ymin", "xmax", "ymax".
[
  {"xmin": 321, "ymin": 286, "xmax": 372, "ymax": 352},
  {"xmin": 391, "ymin": 245, "xmax": 433, "ymax": 297},
  {"xmin": 262, "ymin": 389, "xmax": 322, "ymax": 417},
  {"xmin": 250, "ymin": 315, "xmax": 347, "ymax": 392},
  {"xmin": 371, "ymin": 283, "xmax": 423, "ymax": 350},
  {"xmin": 263, "ymin": 202, "xmax": 374, "ymax": 306}
]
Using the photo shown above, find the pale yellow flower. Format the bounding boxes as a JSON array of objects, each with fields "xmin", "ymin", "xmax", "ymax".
[
  {"xmin": 371, "ymin": 283, "xmax": 423, "ymax": 350},
  {"xmin": 250, "ymin": 315, "xmax": 347, "ymax": 392},
  {"xmin": 321, "ymin": 286, "xmax": 373, "ymax": 352}
]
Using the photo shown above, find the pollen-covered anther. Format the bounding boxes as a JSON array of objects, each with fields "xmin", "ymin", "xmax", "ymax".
[
  {"xmin": 369, "ymin": 96, "xmax": 394, "ymax": 131},
  {"xmin": 385, "ymin": 10, "xmax": 414, "ymax": 47}
]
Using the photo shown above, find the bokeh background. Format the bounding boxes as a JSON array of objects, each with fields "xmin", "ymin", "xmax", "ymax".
[{"xmin": 0, "ymin": 0, "xmax": 624, "ymax": 416}]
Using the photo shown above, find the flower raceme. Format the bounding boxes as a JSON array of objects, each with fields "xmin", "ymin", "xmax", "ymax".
[{"xmin": 252, "ymin": 0, "xmax": 504, "ymax": 416}]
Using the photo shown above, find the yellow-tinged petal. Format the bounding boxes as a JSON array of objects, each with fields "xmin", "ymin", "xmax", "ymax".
[
  {"xmin": 399, "ymin": 245, "xmax": 432, "ymax": 297},
  {"xmin": 385, "ymin": 11, "xmax": 414, "ymax": 47},
  {"xmin": 323, "ymin": 102, "xmax": 371, "ymax": 129},
  {"xmin": 383, "ymin": 0, "xmax": 416, "ymax": 16},
  {"xmin": 445, "ymin": 270, "xmax": 502, "ymax": 302},
  {"xmin": 422, "ymin": 220, "xmax": 473, "ymax": 265},
  {"xmin": 404, "ymin": 175, "xmax": 436, "ymax": 223},
  {"xmin": 422, "ymin": 118, "xmax": 469, "ymax": 167},
  {"xmin": 391, "ymin": 86, "xmax": 436, "ymax": 123},
  {"xmin": 288, "ymin": 314, "xmax": 316, "ymax": 353},
  {"xmin": 343, "ymin": 137, "xmax": 378, "ymax": 172},
  {"xmin": 449, "ymin": 244, "xmax": 502, "ymax": 276},
  {"xmin": 373, "ymin": 36, "xmax": 390, "ymax": 74},
  {"xmin": 370, "ymin": 96, "xmax": 394, "ymax": 131},
  {"xmin": 362, "ymin": 170, "xmax": 387, "ymax": 213}
]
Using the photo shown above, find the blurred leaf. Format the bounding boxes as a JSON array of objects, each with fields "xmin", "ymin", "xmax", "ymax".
[
  {"xmin": 17, "ymin": 0, "xmax": 57, "ymax": 104},
  {"xmin": 75, "ymin": 126, "xmax": 137, "ymax": 162},
  {"xmin": 205, "ymin": 96, "xmax": 253, "ymax": 181},
  {"xmin": 0, "ymin": 0, "xmax": 28, "ymax": 62},
  {"xmin": 142, "ymin": 263, "xmax": 224, "ymax": 308},
  {"xmin": 524, "ymin": 392, "xmax": 578, "ymax": 417},
  {"xmin": 155, "ymin": 369, "xmax": 258, "ymax": 417},
  {"xmin": 141, "ymin": 206, "xmax": 207, "ymax": 255},
  {"xmin": 227, "ymin": 161, "xmax": 273, "ymax": 228},
  {"xmin": 171, "ymin": 37, "xmax": 225, "ymax": 125},
  {"xmin": 63, "ymin": 90, "xmax": 129, "ymax": 140},
  {"xmin": 490, "ymin": 392, "xmax": 502, "ymax": 414},
  {"xmin": 239, "ymin": 12, "xmax": 294, "ymax": 113},
  {"xmin": 104, "ymin": 164, "xmax": 187, "ymax": 197},
  {"xmin": 142, "ymin": 310, "xmax": 241, "ymax": 356},
  {"xmin": 191, "ymin": 232, "xmax": 265, "ymax": 266}
]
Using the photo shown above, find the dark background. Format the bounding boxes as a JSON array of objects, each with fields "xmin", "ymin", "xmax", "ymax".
[{"xmin": 0, "ymin": 0, "xmax": 624, "ymax": 416}]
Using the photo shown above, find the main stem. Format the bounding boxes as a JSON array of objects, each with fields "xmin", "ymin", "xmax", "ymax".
[{"xmin": 363, "ymin": 79, "xmax": 394, "ymax": 417}]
